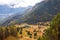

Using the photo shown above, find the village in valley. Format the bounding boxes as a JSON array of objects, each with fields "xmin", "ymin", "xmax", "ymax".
[{"xmin": 3, "ymin": 22, "xmax": 50, "ymax": 40}]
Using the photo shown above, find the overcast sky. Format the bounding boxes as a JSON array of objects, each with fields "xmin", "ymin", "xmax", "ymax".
[{"xmin": 0, "ymin": 0, "xmax": 43, "ymax": 8}]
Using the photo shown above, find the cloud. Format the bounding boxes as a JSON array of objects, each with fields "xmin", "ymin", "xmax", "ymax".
[
  {"xmin": 0, "ymin": 0, "xmax": 43, "ymax": 8},
  {"xmin": 0, "ymin": 0, "xmax": 15, "ymax": 4}
]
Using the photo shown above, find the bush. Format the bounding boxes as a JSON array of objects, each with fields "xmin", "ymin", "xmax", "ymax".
[{"xmin": 43, "ymin": 13, "xmax": 60, "ymax": 40}]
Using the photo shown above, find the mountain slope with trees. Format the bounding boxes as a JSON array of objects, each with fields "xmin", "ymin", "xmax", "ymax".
[
  {"xmin": 22, "ymin": 0, "xmax": 60, "ymax": 24},
  {"xmin": 0, "ymin": 0, "xmax": 60, "ymax": 26}
]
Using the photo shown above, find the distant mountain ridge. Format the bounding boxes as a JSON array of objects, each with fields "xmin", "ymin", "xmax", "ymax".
[
  {"xmin": 0, "ymin": 5, "xmax": 31, "ymax": 21},
  {"xmin": 0, "ymin": 6, "xmax": 32, "ymax": 26},
  {"xmin": 0, "ymin": 5, "xmax": 26, "ymax": 14}
]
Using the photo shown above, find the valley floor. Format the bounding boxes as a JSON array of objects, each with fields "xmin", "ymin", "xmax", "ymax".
[{"xmin": 4, "ymin": 23, "xmax": 49, "ymax": 40}]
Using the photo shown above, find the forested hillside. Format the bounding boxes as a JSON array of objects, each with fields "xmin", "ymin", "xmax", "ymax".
[{"xmin": 23, "ymin": 0, "xmax": 60, "ymax": 24}]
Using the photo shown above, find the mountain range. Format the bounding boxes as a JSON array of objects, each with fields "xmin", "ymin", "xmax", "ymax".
[
  {"xmin": 0, "ymin": 5, "xmax": 31, "ymax": 21},
  {"xmin": 0, "ymin": 5, "xmax": 32, "ymax": 26},
  {"xmin": 0, "ymin": 0, "xmax": 60, "ymax": 26}
]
